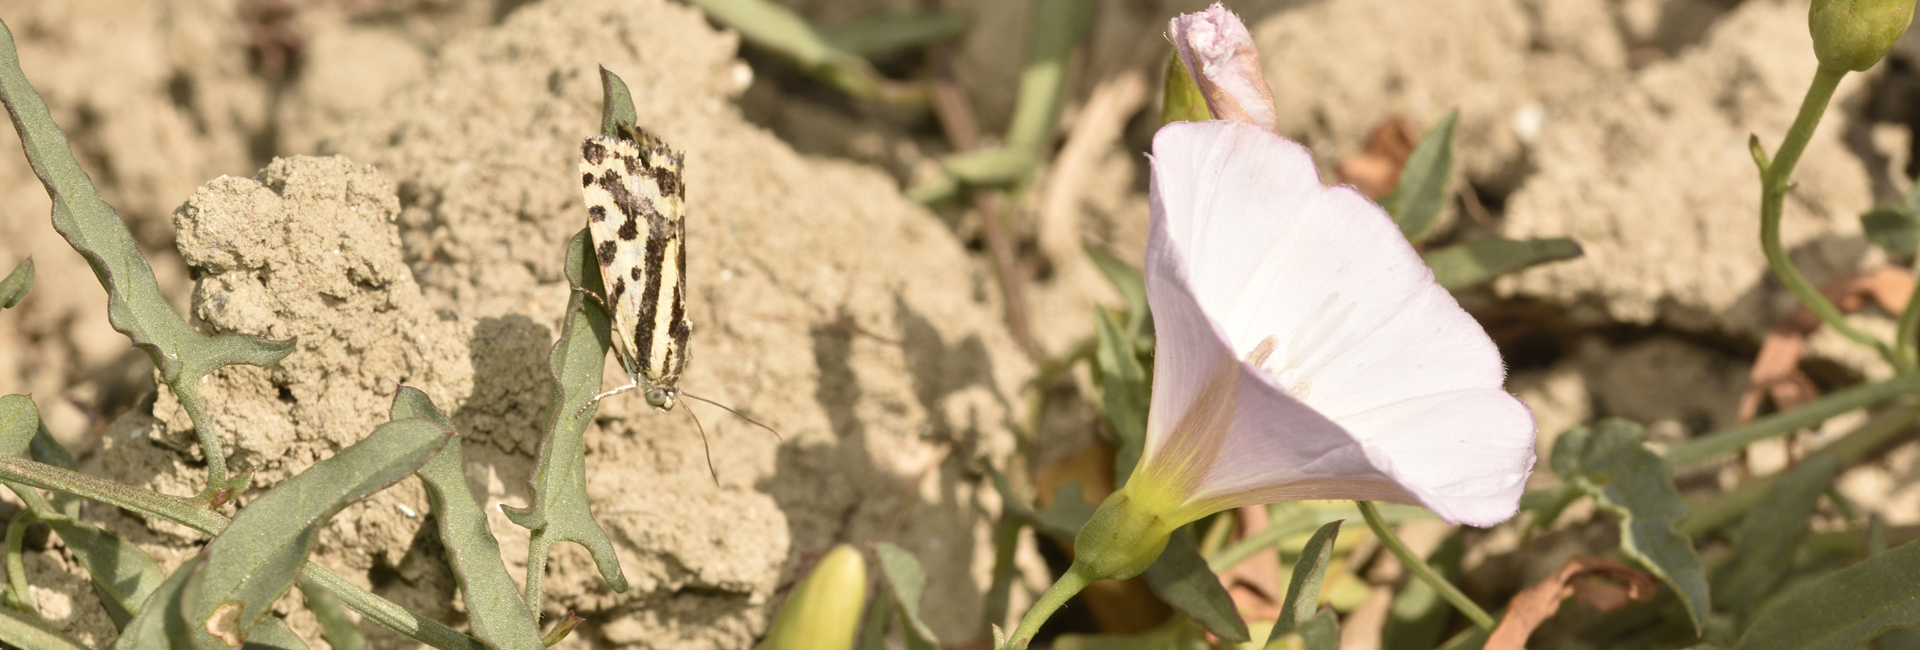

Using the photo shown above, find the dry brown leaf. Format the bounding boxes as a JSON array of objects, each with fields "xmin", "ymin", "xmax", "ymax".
[
  {"xmin": 1739, "ymin": 267, "xmax": 1916, "ymax": 422},
  {"xmin": 1336, "ymin": 117, "xmax": 1419, "ymax": 199},
  {"xmin": 1486, "ymin": 556, "xmax": 1657, "ymax": 650}
]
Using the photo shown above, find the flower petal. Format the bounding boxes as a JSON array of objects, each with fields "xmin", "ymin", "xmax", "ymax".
[
  {"xmin": 1148, "ymin": 120, "xmax": 1507, "ymax": 419},
  {"xmin": 1342, "ymin": 390, "xmax": 1538, "ymax": 526},
  {"xmin": 1144, "ymin": 120, "xmax": 1537, "ymax": 526}
]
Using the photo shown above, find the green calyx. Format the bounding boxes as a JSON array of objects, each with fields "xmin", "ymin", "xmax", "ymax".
[
  {"xmin": 1810, "ymin": 0, "xmax": 1916, "ymax": 71},
  {"xmin": 1070, "ymin": 489, "xmax": 1183, "ymax": 581}
]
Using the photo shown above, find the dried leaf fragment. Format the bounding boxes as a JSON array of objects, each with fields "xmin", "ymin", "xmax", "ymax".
[{"xmin": 1485, "ymin": 556, "xmax": 1657, "ymax": 650}]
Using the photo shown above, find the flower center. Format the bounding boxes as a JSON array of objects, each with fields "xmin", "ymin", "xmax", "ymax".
[{"xmin": 1244, "ymin": 335, "xmax": 1312, "ymax": 401}]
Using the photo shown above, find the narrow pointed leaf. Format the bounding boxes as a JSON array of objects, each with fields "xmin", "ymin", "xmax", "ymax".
[
  {"xmin": 856, "ymin": 591, "xmax": 892, "ymax": 650},
  {"xmin": 1094, "ymin": 309, "xmax": 1149, "ymax": 487},
  {"xmin": 181, "ymin": 416, "xmax": 452, "ymax": 649},
  {"xmin": 0, "ymin": 258, "xmax": 29, "ymax": 309},
  {"xmin": 1422, "ymin": 238, "xmax": 1583, "ymax": 290},
  {"xmin": 820, "ymin": 12, "xmax": 970, "ymax": 56},
  {"xmin": 241, "ymin": 618, "xmax": 308, "ymax": 650},
  {"xmin": 685, "ymin": 0, "xmax": 892, "ymax": 101},
  {"xmin": 1085, "ymin": 247, "xmax": 1149, "ymax": 337},
  {"xmin": 1143, "ymin": 528, "xmax": 1249, "ymax": 642},
  {"xmin": 501, "ymin": 229, "xmax": 629, "ymax": 602},
  {"xmin": 0, "ymin": 600, "xmax": 87, "ymax": 650},
  {"xmin": 0, "ymin": 397, "xmax": 163, "ymax": 628},
  {"xmin": 295, "ymin": 581, "xmax": 363, "ymax": 650},
  {"xmin": 394, "ymin": 388, "xmax": 542, "ymax": 650},
  {"xmin": 875, "ymin": 543, "xmax": 939, "ymax": 648},
  {"xmin": 1162, "ymin": 54, "xmax": 1210, "ymax": 125},
  {"xmin": 1552, "ymin": 419, "xmax": 1709, "ymax": 632},
  {"xmin": 1291, "ymin": 609, "xmax": 1342, "ymax": 650},
  {"xmin": 111, "ymin": 557, "xmax": 196, "ymax": 650},
  {"xmin": 1271, "ymin": 520, "xmax": 1342, "ymax": 642},
  {"xmin": 1735, "ymin": 540, "xmax": 1920, "ymax": 650},
  {"xmin": 1715, "ymin": 455, "xmax": 1838, "ymax": 625},
  {"xmin": 1863, "ymin": 206, "xmax": 1920, "ymax": 257},
  {"xmin": 1380, "ymin": 111, "xmax": 1457, "ymax": 243}
]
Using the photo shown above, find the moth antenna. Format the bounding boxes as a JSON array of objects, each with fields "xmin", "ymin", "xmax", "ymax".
[
  {"xmin": 680, "ymin": 391, "xmax": 783, "ymax": 440},
  {"xmin": 575, "ymin": 382, "xmax": 638, "ymax": 418},
  {"xmin": 677, "ymin": 400, "xmax": 720, "ymax": 486}
]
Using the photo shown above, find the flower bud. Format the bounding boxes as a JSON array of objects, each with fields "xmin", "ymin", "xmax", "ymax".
[
  {"xmin": 1810, "ymin": 0, "xmax": 1916, "ymax": 71},
  {"xmin": 758, "ymin": 545, "xmax": 866, "ymax": 650},
  {"xmin": 1168, "ymin": 3, "xmax": 1278, "ymax": 131}
]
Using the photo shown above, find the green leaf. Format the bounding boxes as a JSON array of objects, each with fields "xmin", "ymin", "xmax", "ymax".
[
  {"xmin": 857, "ymin": 590, "xmax": 892, "ymax": 650},
  {"xmin": 0, "ymin": 600, "xmax": 88, "ymax": 650},
  {"xmin": 0, "ymin": 258, "xmax": 29, "ymax": 309},
  {"xmin": 941, "ymin": 147, "xmax": 1038, "ymax": 186},
  {"xmin": 1518, "ymin": 483, "xmax": 1580, "ymax": 532},
  {"xmin": 500, "ymin": 229, "xmax": 629, "ymax": 608},
  {"xmin": 180, "ymin": 416, "xmax": 452, "ymax": 650},
  {"xmin": 0, "ymin": 397, "xmax": 163, "ymax": 628},
  {"xmin": 819, "ymin": 12, "xmax": 971, "ymax": 56},
  {"xmin": 1144, "ymin": 528, "xmax": 1249, "ymax": 643},
  {"xmin": 1004, "ymin": 0, "xmax": 1096, "ymax": 153},
  {"xmin": 875, "ymin": 543, "xmax": 940, "ymax": 649},
  {"xmin": 0, "ymin": 17, "xmax": 291, "ymax": 493},
  {"xmin": 1380, "ymin": 111, "xmax": 1458, "ymax": 243},
  {"xmin": 1162, "ymin": 54, "xmax": 1210, "ymax": 125},
  {"xmin": 1714, "ymin": 455, "xmax": 1838, "ymax": 627},
  {"xmin": 1291, "ymin": 609, "xmax": 1342, "ymax": 650},
  {"xmin": 685, "ymin": 0, "xmax": 899, "ymax": 102},
  {"xmin": 597, "ymin": 67, "xmax": 637, "ymax": 139},
  {"xmin": 111, "ymin": 557, "xmax": 195, "ymax": 650},
  {"xmin": 1421, "ymin": 237, "xmax": 1583, "ymax": 290},
  {"xmin": 1552, "ymin": 419, "xmax": 1709, "ymax": 633},
  {"xmin": 1863, "ymin": 206, "xmax": 1920, "ymax": 257},
  {"xmin": 1084, "ymin": 247, "xmax": 1149, "ymax": 338},
  {"xmin": 1093, "ymin": 309, "xmax": 1149, "ymax": 487},
  {"xmin": 1735, "ymin": 540, "xmax": 1920, "ymax": 650},
  {"xmin": 242, "ymin": 618, "xmax": 309, "ymax": 650},
  {"xmin": 1270, "ymin": 521, "xmax": 1342, "ymax": 643},
  {"xmin": 295, "ymin": 580, "xmax": 363, "ymax": 650},
  {"xmin": 394, "ymin": 388, "xmax": 542, "ymax": 650}
]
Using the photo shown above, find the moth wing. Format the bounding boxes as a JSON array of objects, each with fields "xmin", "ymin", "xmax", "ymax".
[{"xmin": 580, "ymin": 135, "xmax": 654, "ymax": 372}]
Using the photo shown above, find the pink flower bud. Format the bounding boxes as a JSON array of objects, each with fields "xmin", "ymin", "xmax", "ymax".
[{"xmin": 1168, "ymin": 4, "xmax": 1279, "ymax": 131}]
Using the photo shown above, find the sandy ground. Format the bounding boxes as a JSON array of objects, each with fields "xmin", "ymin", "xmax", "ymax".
[{"xmin": 1, "ymin": 0, "xmax": 1919, "ymax": 648}]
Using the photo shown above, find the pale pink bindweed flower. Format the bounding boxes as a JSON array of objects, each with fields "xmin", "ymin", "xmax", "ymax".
[
  {"xmin": 1063, "ymin": 120, "xmax": 1538, "ymax": 591},
  {"xmin": 1126, "ymin": 119, "xmax": 1537, "ymax": 530}
]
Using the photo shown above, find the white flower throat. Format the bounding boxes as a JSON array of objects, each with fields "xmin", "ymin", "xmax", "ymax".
[{"xmin": 1240, "ymin": 291, "xmax": 1355, "ymax": 403}]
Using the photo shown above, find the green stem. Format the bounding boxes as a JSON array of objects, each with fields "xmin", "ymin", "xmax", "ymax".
[
  {"xmin": 1357, "ymin": 501, "xmax": 1496, "ymax": 631},
  {"xmin": 3, "ymin": 510, "xmax": 33, "ymax": 613},
  {"xmin": 1681, "ymin": 400, "xmax": 1920, "ymax": 536},
  {"xmin": 1760, "ymin": 64, "xmax": 1901, "ymax": 368},
  {"xmin": 172, "ymin": 383, "xmax": 230, "ymax": 497},
  {"xmin": 1006, "ymin": 564, "xmax": 1092, "ymax": 649},
  {"xmin": 0, "ymin": 457, "xmax": 485, "ymax": 650},
  {"xmin": 1663, "ymin": 374, "xmax": 1920, "ymax": 465},
  {"xmin": 1898, "ymin": 264, "xmax": 1920, "ymax": 370}
]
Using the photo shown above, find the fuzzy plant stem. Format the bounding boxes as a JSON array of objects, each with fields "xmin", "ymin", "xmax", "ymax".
[
  {"xmin": 1759, "ymin": 64, "xmax": 1904, "ymax": 370},
  {"xmin": 1006, "ymin": 564, "xmax": 1092, "ymax": 649},
  {"xmin": 3, "ymin": 510, "xmax": 33, "ymax": 613},
  {"xmin": 1357, "ymin": 500, "xmax": 1496, "ymax": 631}
]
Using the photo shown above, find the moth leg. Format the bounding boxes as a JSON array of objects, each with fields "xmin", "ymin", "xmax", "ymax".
[
  {"xmin": 572, "ymin": 284, "xmax": 614, "ymax": 314},
  {"xmin": 576, "ymin": 382, "xmax": 638, "ymax": 417}
]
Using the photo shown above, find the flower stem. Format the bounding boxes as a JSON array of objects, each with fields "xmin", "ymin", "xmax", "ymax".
[
  {"xmin": 1759, "ymin": 63, "xmax": 1903, "ymax": 369},
  {"xmin": 1661, "ymin": 373, "xmax": 1920, "ymax": 465},
  {"xmin": 1006, "ymin": 564, "xmax": 1092, "ymax": 649},
  {"xmin": 1357, "ymin": 501, "xmax": 1496, "ymax": 631}
]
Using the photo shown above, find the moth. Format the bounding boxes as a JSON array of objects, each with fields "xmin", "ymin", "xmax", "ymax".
[{"xmin": 577, "ymin": 126, "xmax": 777, "ymax": 479}]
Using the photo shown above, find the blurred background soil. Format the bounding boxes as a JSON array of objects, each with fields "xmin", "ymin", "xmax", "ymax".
[{"xmin": 2, "ymin": 0, "xmax": 1920, "ymax": 647}]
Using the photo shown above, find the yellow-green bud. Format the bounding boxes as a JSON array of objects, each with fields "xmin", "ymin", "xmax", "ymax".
[
  {"xmin": 758, "ymin": 545, "xmax": 866, "ymax": 650},
  {"xmin": 1070, "ymin": 490, "xmax": 1182, "ymax": 581},
  {"xmin": 1810, "ymin": 0, "xmax": 1916, "ymax": 71}
]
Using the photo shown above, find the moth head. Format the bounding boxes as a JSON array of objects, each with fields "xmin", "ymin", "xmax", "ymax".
[{"xmin": 645, "ymin": 387, "xmax": 677, "ymax": 411}]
